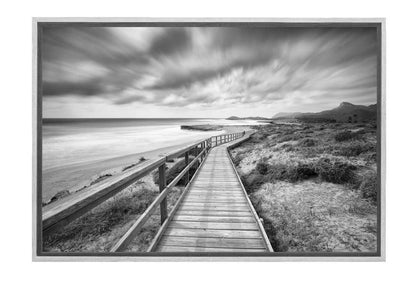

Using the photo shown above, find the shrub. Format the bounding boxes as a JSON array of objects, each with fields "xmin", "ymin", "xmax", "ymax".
[
  {"xmin": 335, "ymin": 142, "xmax": 375, "ymax": 157},
  {"xmin": 364, "ymin": 152, "xmax": 377, "ymax": 163},
  {"xmin": 241, "ymin": 173, "xmax": 266, "ymax": 193},
  {"xmin": 153, "ymin": 157, "xmax": 197, "ymax": 186},
  {"xmin": 277, "ymin": 134, "xmax": 302, "ymax": 143},
  {"xmin": 255, "ymin": 160, "xmax": 271, "ymax": 175},
  {"xmin": 334, "ymin": 130, "xmax": 360, "ymax": 142},
  {"xmin": 257, "ymin": 162, "xmax": 317, "ymax": 183},
  {"xmin": 315, "ymin": 158, "xmax": 357, "ymax": 184},
  {"xmin": 357, "ymin": 171, "xmax": 377, "ymax": 202},
  {"xmin": 294, "ymin": 163, "xmax": 318, "ymax": 180},
  {"xmin": 280, "ymin": 143, "xmax": 295, "ymax": 152},
  {"xmin": 298, "ymin": 138, "xmax": 316, "ymax": 147}
]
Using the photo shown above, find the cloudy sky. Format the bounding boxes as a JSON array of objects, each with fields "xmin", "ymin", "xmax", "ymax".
[{"xmin": 42, "ymin": 26, "xmax": 378, "ymax": 118}]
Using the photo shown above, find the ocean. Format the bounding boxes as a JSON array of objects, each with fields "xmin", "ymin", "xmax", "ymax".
[{"xmin": 42, "ymin": 118, "xmax": 261, "ymax": 171}]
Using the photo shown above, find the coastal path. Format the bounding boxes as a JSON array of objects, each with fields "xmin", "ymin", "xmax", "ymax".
[{"xmin": 42, "ymin": 130, "xmax": 273, "ymax": 253}]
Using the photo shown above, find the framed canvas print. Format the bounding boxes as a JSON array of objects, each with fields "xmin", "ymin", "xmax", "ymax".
[{"xmin": 33, "ymin": 18, "xmax": 385, "ymax": 261}]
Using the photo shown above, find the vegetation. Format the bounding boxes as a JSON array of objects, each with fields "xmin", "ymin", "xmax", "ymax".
[
  {"xmin": 44, "ymin": 161, "xmax": 189, "ymax": 252},
  {"xmin": 44, "ymin": 146, "xmax": 204, "ymax": 252},
  {"xmin": 334, "ymin": 130, "xmax": 360, "ymax": 142},
  {"xmin": 230, "ymin": 121, "xmax": 378, "ymax": 252}
]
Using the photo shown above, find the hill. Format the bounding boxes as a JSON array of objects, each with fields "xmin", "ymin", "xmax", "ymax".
[{"xmin": 273, "ymin": 102, "xmax": 377, "ymax": 123}]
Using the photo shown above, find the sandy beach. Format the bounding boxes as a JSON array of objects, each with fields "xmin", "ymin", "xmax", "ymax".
[{"xmin": 42, "ymin": 124, "xmax": 251, "ymax": 203}]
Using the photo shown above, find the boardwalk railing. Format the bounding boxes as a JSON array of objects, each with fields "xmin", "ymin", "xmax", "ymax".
[{"xmin": 42, "ymin": 131, "xmax": 247, "ymax": 243}]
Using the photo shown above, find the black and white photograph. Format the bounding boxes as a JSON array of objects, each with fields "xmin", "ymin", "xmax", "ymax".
[{"xmin": 34, "ymin": 20, "xmax": 383, "ymax": 258}]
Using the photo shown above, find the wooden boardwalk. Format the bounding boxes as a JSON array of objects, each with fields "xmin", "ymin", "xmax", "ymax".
[
  {"xmin": 152, "ymin": 141, "xmax": 273, "ymax": 252},
  {"xmin": 43, "ymin": 131, "xmax": 272, "ymax": 253}
]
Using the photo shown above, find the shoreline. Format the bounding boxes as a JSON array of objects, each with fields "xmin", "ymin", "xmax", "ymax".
[{"xmin": 42, "ymin": 125, "xmax": 251, "ymax": 202}]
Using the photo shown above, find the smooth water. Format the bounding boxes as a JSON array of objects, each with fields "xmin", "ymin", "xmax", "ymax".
[{"xmin": 42, "ymin": 118, "xmax": 261, "ymax": 171}]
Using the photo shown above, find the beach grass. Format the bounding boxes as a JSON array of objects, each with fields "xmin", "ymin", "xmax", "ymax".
[
  {"xmin": 230, "ymin": 121, "xmax": 378, "ymax": 252},
  {"xmin": 43, "ymin": 165, "xmax": 188, "ymax": 252}
]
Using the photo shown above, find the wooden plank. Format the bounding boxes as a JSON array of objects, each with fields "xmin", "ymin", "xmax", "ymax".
[
  {"xmin": 198, "ymin": 175, "xmax": 237, "ymax": 178},
  {"xmin": 183, "ymin": 201, "xmax": 247, "ymax": 206},
  {"xmin": 193, "ymin": 182, "xmax": 241, "ymax": 186},
  {"xmin": 191, "ymin": 185, "xmax": 241, "ymax": 188},
  {"xmin": 190, "ymin": 187, "xmax": 242, "ymax": 191},
  {"xmin": 185, "ymin": 192, "xmax": 245, "ymax": 197},
  {"xmin": 173, "ymin": 215, "xmax": 255, "ymax": 223},
  {"xmin": 191, "ymin": 183, "xmax": 241, "ymax": 187},
  {"xmin": 180, "ymin": 202, "xmax": 248, "ymax": 207},
  {"xmin": 187, "ymin": 188, "xmax": 244, "ymax": 192},
  {"xmin": 184, "ymin": 196, "xmax": 246, "ymax": 201},
  {"xmin": 183, "ymin": 200, "xmax": 246, "ymax": 205},
  {"xmin": 146, "ymin": 145, "xmax": 210, "ymax": 252},
  {"xmin": 111, "ymin": 148, "xmax": 207, "ymax": 252},
  {"xmin": 156, "ymin": 245, "xmax": 266, "ymax": 252},
  {"xmin": 191, "ymin": 187, "xmax": 242, "ymax": 190},
  {"xmin": 159, "ymin": 236, "xmax": 265, "ymax": 249},
  {"xmin": 190, "ymin": 185, "xmax": 242, "ymax": 189},
  {"xmin": 195, "ymin": 175, "xmax": 236, "ymax": 178},
  {"xmin": 164, "ymin": 227, "xmax": 263, "ymax": 239},
  {"xmin": 196, "ymin": 172, "xmax": 236, "ymax": 176},
  {"xmin": 189, "ymin": 186, "xmax": 241, "ymax": 190},
  {"xmin": 179, "ymin": 205, "xmax": 249, "ymax": 212},
  {"xmin": 175, "ymin": 210, "xmax": 253, "ymax": 217},
  {"xmin": 187, "ymin": 189, "xmax": 243, "ymax": 194},
  {"xmin": 151, "ymin": 135, "xmax": 269, "ymax": 252},
  {"xmin": 169, "ymin": 221, "xmax": 259, "ymax": 230},
  {"xmin": 195, "ymin": 167, "xmax": 235, "ymax": 170},
  {"xmin": 181, "ymin": 203, "xmax": 247, "ymax": 207}
]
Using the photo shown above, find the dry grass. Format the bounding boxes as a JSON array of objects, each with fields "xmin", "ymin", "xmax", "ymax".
[
  {"xmin": 231, "ymin": 121, "xmax": 378, "ymax": 252},
  {"xmin": 251, "ymin": 181, "xmax": 377, "ymax": 252},
  {"xmin": 44, "ymin": 173, "xmax": 185, "ymax": 252}
]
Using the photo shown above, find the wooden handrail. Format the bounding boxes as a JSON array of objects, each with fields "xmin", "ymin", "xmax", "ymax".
[
  {"xmin": 42, "ymin": 130, "xmax": 246, "ymax": 239},
  {"xmin": 111, "ymin": 147, "xmax": 207, "ymax": 252}
]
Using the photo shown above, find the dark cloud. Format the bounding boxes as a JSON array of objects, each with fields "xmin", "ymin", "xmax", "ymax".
[
  {"xmin": 43, "ymin": 79, "xmax": 105, "ymax": 97},
  {"xmin": 148, "ymin": 28, "xmax": 192, "ymax": 56},
  {"xmin": 42, "ymin": 26, "xmax": 378, "ymax": 113}
]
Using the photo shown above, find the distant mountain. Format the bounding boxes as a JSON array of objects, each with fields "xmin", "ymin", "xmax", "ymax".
[
  {"xmin": 226, "ymin": 116, "xmax": 270, "ymax": 120},
  {"xmin": 273, "ymin": 102, "xmax": 377, "ymax": 123}
]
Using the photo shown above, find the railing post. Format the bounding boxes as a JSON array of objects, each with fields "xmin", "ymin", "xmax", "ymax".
[
  {"xmin": 158, "ymin": 163, "xmax": 167, "ymax": 224},
  {"xmin": 184, "ymin": 151, "xmax": 189, "ymax": 185},
  {"xmin": 202, "ymin": 141, "xmax": 206, "ymax": 158}
]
